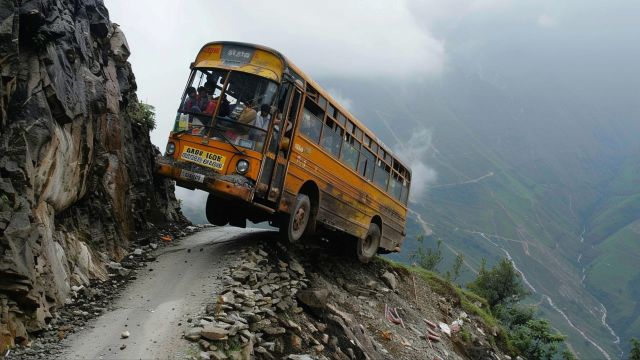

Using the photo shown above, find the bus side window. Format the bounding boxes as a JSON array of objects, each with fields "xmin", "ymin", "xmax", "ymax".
[
  {"xmin": 300, "ymin": 99, "xmax": 324, "ymax": 143},
  {"xmin": 300, "ymin": 109, "xmax": 322, "ymax": 143},
  {"xmin": 321, "ymin": 118, "xmax": 342, "ymax": 157},
  {"xmin": 389, "ymin": 173, "xmax": 403, "ymax": 200},
  {"xmin": 340, "ymin": 134, "xmax": 359, "ymax": 170},
  {"xmin": 358, "ymin": 148, "xmax": 375, "ymax": 180},
  {"xmin": 373, "ymin": 160, "xmax": 390, "ymax": 190},
  {"xmin": 401, "ymin": 180, "xmax": 410, "ymax": 204}
]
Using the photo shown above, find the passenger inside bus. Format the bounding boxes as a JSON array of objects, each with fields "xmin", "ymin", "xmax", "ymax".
[
  {"xmin": 175, "ymin": 69, "xmax": 278, "ymax": 151},
  {"xmin": 253, "ymin": 104, "xmax": 271, "ymax": 131},
  {"xmin": 182, "ymin": 86, "xmax": 199, "ymax": 112}
]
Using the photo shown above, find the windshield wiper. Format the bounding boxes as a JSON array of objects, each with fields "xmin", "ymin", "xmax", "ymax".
[{"xmin": 212, "ymin": 125, "xmax": 246, "ymax": 155}]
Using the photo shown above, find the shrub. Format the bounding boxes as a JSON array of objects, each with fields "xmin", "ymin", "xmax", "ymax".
[
  {"xmin": 630, "ymin": 338, "xmax": 640, "ymax": 360},
  {"xmin": 411, "ymin": 236, "xmax": 443, "ymax": 272},
  {"xmin": 509, "ymin": 319, "xmax": 565, "ymax": 360},
  {"xmin": 127, "ymin": 100, "xmax": 156, "ymax": 130},
  {"xmin": 467, "ymin": 258, "xmax": 528, "ymax": 307}
]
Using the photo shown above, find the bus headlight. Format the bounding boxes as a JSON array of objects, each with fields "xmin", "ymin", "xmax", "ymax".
[
  {"xmin": 166, "ymin": 142, "xmax": 176, "ymax": 155},
  {"xmin": 236, "ymin": 159, "xmax": 250, "ymax": 174}
]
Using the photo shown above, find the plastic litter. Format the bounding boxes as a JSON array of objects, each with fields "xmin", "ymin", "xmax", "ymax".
[
  {"xmin": 450, "ymin": 319, "xmax": 463, "ymax": 333},
  {"xmin": 438, "ymin": 322, "xmax": 451, "ymax": 336}
]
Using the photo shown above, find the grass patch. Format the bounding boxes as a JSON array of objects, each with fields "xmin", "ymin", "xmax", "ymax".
[
  {"xmin": 378, "ymin": 257, "xmax": 498, "ymax": 329},
  {"xmin": 378, "ymin": 257, "xmax": 517, "ymax": 355}
]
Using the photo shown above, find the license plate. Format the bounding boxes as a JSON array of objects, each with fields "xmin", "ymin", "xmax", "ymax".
[
  {"xmin": 180, "ymin": 146, "xmax": 226, "ymax": 171},
  {"xmin": 180, "ymin": 169, "xmax": 205, "ymax": 183}
]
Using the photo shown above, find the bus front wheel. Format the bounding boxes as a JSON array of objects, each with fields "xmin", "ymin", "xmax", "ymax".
[
  {"xmin": 357, "ymin": 223, "xmax": 381, "ymax": 263},
  {"xmin": 283, "ymin": 194, "xmax": 311, "ymax": 243},
  {"xmin": 206, "ymin": 194, "xmax": 230, "ymax": 226}
]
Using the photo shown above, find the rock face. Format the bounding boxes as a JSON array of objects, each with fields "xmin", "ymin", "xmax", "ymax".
[{"xmin": 0, "ymin": 0, "xmax": 183, "ymax": 351}]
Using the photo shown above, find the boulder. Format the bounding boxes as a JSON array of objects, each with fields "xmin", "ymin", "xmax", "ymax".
[
  {"xmin": 201, "ymin": 326, "xmax": 230, "ymax": 341},
  {"xmin": 185, "ymin": 328, "xmax": 203, "ymax": 341},
  {"xmin": 296, "ymin": 288, "xmax": 330, "ymax": 309},
  {"xmin": 381, "ymin": 271, "xmax": 397, "ymax": 290}
]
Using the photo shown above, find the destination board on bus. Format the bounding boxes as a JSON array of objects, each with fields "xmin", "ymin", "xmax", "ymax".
[{"xmin": 194, "ymin": 44, "xmax": 283, "ymax": 82}]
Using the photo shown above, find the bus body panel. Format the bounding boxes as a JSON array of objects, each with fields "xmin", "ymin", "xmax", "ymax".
[{"xmin": 283, "ymin": 135, "xmax": 407, "ymax": 251}]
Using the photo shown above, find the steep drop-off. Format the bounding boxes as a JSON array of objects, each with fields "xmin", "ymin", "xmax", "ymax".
[{"xmin": 0, "ymin": 0, "xmax": 184, "ymax": 351}]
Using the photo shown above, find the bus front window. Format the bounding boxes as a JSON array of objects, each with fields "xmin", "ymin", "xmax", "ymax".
[
  {"xmin": 173, "ymin": 69, "xmax": 277, "ymax": 153},
  {"xmin": 211, "ymin": 72, "xmax": 278, "ymax": 152},
  {"xmin": 174, "ymin": 69, "xmax": 228, "ymax": 134}
]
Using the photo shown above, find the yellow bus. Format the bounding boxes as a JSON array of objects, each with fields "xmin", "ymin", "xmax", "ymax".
[{"xmin": 156, "ymin": 41, "xmax": 411, "ymax": 262}]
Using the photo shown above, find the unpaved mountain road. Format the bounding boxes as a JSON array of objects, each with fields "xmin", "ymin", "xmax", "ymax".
[{"xmin": 60, "ymin": 227, "xmax": 269, "ymax": 360}]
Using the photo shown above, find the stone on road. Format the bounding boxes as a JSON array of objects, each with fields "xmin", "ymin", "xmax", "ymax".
[{"xmin": 61, "ymin": 227, "xmax": 269, "ymax": 359}]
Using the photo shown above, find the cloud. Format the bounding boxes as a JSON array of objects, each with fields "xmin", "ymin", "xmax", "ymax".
[
  {"xmin": 537, "ymin": 14, "xmax": 557, "ymax": 28},
  {"xmin": 104, "ymin": 0, "xmax": 448, "ymax": 148},
  {"xmin": 407, "ymin": 0, "xmax": 512, "ymax": 24},
  {"xmin": 209, "ymin": 0, "xmax": 445, "ymax": 79},
  {"xmin": 393, "ymin": 128, "xmax": 437, "ymax": 203}
]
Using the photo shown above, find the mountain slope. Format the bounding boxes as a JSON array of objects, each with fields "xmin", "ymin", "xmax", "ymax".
[{"xmin": 318, "ymin": 65, "xmax": 639, "ymax": 357}]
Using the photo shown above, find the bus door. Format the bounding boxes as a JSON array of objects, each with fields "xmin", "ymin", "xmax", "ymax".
[{"xmin": 254, "ymin": 82, "xmax": 303, "ymax": 205}]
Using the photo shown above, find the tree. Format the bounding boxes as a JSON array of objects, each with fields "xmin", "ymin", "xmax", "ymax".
[
  {"xmin": 411, "ymin": 236, "xmax": 443, "ymax": 272},
  {"xmin": 467, "ymin": 258, "xmax": 529, "ymax": 307},
  {"xmin": 445, "ymin": 252, "xmax": 466, "ymax": 282},
  {"xmin": 510, "ymin": 319, "xmax": 566, "ymax": 360},
  {"xmin": 561, "ymin": 349, "xmax": 577, "ymax": 360},
  {"xmin": 630, "ymin": 338, "xmax": 640, "ymax": 360},
  {"xmin": 494, "ymin": 304, "xmax": 535, "ymax": 328}
]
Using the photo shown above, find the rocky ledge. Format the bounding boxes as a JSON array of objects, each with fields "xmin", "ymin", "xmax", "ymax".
[
  {"xmin": 184, "ymin": 240, "xmax": 511, "ymax": 360},
  {"xmin": 0, "ymin": 0, "xmax": 186, "ymax": 352}
]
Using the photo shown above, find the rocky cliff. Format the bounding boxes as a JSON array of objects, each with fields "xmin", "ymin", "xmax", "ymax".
[{"xmin": 0, "ymin": 0, "xmax": 184, "ymax": 351}]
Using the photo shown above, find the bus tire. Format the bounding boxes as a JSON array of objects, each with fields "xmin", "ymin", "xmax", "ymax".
[
  {"xmin": 206, "ymin": 194, "xmax": 229, "ymax": 226},
  {"xmin": 357, "ymin": 223, "xmax": 381, "ymax": 263},
  {"xmin": 285, "ymin": 194, "xmax": 311, "ymax": 243}
]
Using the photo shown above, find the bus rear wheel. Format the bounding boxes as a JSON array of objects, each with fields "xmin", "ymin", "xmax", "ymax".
[
  {"xmin": 283, "ymin": 194, "xmax": 311, "ymax": 243},
  {"xmin": 206, "ymin": 194, "xmax": 229, "ymax": 226},
  {"xmin": 357, "ymin": 223, "xmax": 381, "ymax": 263}
]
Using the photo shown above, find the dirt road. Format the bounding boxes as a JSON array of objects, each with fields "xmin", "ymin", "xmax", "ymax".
[{"xmin": 60, "ymin": 227, "xmax": 267, "ymax": 360}]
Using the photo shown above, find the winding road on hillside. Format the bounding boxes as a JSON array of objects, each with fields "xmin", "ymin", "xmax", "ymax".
[{"xmin": 59, "ymin": 227, "xmax": 268, "ymax": 360}]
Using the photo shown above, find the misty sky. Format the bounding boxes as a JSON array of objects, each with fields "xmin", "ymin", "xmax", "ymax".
[
  {"xmin": 104, "ymin": 0, "xmax": 639, "ymax": 202},
  {"xmin": 105, "ymin": 0, "xmax": 639, "ymax": 143}
]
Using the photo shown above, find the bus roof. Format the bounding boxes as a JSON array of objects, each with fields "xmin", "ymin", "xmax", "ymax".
[{"xmin": 196, "ymin": 41, "xmax": 411, "ymax": 175}]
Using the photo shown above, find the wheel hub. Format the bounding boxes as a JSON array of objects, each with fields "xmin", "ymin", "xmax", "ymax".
[{"xmin": 293, "ymin": 207, "xmax": 306, "ymax": 231}]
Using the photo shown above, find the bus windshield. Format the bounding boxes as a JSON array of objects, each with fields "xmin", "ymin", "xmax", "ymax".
[{"xmin": 173, "ymin": 69, "xmax": 278, "ymax": 152}]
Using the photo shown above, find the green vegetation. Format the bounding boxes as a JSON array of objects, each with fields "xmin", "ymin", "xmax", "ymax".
[
  {"xmin": 630, "ymin": 338, "xmax": 640, "ymax": 360},
  {"xmin": 127, "ymin": 100, "xmax": 156, "ymax": 130},
  {"xmin": 497, "ymin": 305, "xmax": 566, "ymax": 359},
  {"xmin": 410, "ymin": 236, "xmax": 443, "ymax": 271},
  {"xmin": 446, "ymin": 252, "xmax": 466, "ymax": 282},
  {"xmin": 467, "ymin": 258, "xmax": 529, "ymax": 307},
  {"xmin": 380, "ymin": 257, "xmax": 499, "ymax": 330},
  {"xmin": 398, "ymin": 249, "xmax": 574, "ymax": 359},
  {"xmin": 562, "ymin": 349, "xmax": 577, "ymax": 360}
]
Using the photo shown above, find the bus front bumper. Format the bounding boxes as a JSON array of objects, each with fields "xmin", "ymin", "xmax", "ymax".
[{"xmin": 155, "ymin": 156, "xmax": 254, "ymax": 201}]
